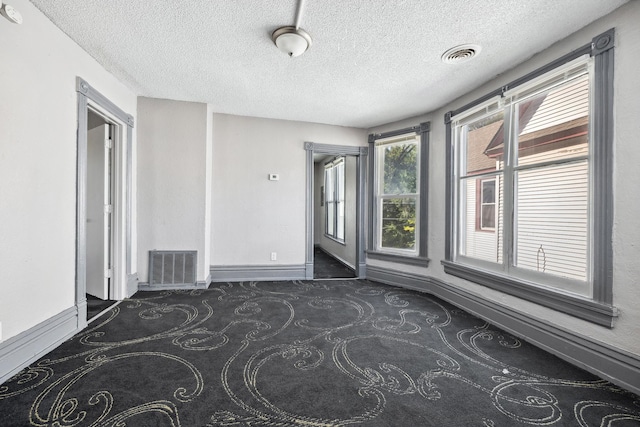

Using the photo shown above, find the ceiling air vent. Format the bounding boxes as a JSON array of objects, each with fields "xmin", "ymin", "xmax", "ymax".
[{"xmin": 441, "ymin": 44, "xmax": 482, "ymax": 64}]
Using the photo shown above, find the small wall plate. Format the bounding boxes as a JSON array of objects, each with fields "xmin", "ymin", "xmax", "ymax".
[{"xmin": 1, "ymin": 4, "xmax": 23, "ymax": 24}]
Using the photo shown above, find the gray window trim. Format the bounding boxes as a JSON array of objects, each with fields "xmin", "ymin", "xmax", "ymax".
[
  {"xmin": 443, "ymin": 29, "xmax": 616, "ymax": 327},
  {"xmin": 368, "ymin": 122, "xmax": 430, "ymax": 266}
]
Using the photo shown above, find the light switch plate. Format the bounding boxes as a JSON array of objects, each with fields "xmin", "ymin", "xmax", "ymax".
[{"xmin": 268, "ymin": 173, "xmax": 279, "ymax": 181}]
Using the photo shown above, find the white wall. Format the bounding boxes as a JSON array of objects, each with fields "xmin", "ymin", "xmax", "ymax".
[
  {"xmin": 0, "ymin": 0, "xmax": 137, "ymax": 341},
  {"xmin": 314, "ymin": 156, "xmax": 358, "ymax": 268},
  {"xmin": 137, "ymin": 97, "xmax": 210, "ymax": 283},
  {"xmin": 368, "ymin": 1, "xmax": 640, "ymax": 355},
  {"xmin": 211, "ymin": 114, "xmax": 367, "ymax": 267}
]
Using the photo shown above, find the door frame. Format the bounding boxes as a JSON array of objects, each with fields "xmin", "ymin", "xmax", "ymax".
[
  {"xmin": 76, "ymin": 77, "xmax": 135, "ymax": 328},
  {"xmin": 304, "ymin": 142, "xmax": 368, "ymax": 279}
]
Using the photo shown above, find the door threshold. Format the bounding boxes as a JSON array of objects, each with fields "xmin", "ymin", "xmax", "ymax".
[{"xmin": 88, "ymin": 300, "xmax": 122, "ymax": 324}]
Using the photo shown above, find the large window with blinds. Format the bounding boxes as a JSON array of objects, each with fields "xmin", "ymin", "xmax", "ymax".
[
  {"xmin": 324, "ymin": 157, "xmax": 345, "ymax": 241},
  {"xmin": 444, "ymin": 29, "xmax": 616, "ymax": 326}
]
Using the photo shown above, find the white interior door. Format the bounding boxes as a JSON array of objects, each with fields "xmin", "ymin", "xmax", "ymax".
[{"xmin": 86, "ymin": 123, "xmax": 112, "ymax": 299}]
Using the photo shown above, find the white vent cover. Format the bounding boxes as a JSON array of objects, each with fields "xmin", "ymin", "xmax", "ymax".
[
  {"xmin": 441, "ymin": 44, "xmax": 482, "ymax": 64},
  {"xmin": 149, "ymin": 250, "xmax": 197, "ymax": 287}
]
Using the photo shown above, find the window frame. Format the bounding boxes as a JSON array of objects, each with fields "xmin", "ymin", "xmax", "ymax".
[
  {"xmin": 443, "ymin": 29, "xmax": 616, "ymax": 327},
  {"xmin": 476, "ymin": 178, "xmax": 496, "ymax": 232},
  {"xmin": 368, "ymin": 122, "xmax": 430, "ymax": 266},
  {"xmin": 324, "ymin": 156, "xmax": 346, "ymax": 243}
]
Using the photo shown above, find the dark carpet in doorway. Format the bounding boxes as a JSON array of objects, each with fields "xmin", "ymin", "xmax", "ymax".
[
  {"xmin": 1, "ymin": 279, "xmax": 638, "ymax": 426},
  {"xmin": 314, "ymin": 247, "xmax": 356, "ymax": 279},
  {"xmin": 86, "ymin": 294, "xmax": 117, "ymax": 321}
]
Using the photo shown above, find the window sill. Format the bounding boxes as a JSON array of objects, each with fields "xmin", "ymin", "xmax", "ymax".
[
  {"xmin": 323, "ymin": 235, "xmax": 346, "ymax": 246},
  {"xmin": 367, "ymin": 250, "xmax": 430, "ymax": 267},
  {"xmin": 474, "ymin": 228, "xmax": 496, "ymax": 234},
  {"xmin": 441, "ymin": 260, "xmax": 617, "ymax": 327}
]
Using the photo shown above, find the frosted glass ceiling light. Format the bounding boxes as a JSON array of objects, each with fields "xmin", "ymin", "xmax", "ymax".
[
  {"xmin": 272, "ymin": 0, "xmax": 312, "ymax": 57},
  {"xmin": 272, "ymin": 26, "xmax": 312, "ymax": 57}
]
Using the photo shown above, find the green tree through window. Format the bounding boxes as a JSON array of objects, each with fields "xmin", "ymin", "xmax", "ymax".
[{"xmin": 377, "ymin": 139, "xmax": 419, "ymax": 251}]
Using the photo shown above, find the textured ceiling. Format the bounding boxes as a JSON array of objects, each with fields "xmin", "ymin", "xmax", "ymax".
[{"xmin": 29, "ymin": 0, "xmax": 627, "ymax": 128}]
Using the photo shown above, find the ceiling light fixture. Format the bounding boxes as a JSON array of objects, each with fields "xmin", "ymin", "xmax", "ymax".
[
  {"xmin": 272, "ymin": 26, "xmax": 312, "ymax": 57},
  {"xmin": 272, "ymin": 0, "xmax": 312, "ymax": 57},
  {"xmin": 441, "ymin": 44, "xmax": 481, "ymax": 64}
]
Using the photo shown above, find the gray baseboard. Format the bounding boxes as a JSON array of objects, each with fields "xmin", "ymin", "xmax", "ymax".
[
  {"xmin": 197, "ymin": 273, "xmax": 212, "ymax": 289},
  {"xmin": 137, "ymin": 281, "xmax": 209, "ymax": 291},
  {"xmin": 210, "ymin": 264, "xmax": 306, "ymax": 282},
  {"xmin": 0, "ymin": 306, "xmax": 78, "ymax": 385},
  {"xmin": 126, "ymin": 273, "xmax": 138, "ymax": 297},
  {"xmin": 137, "ymin": 272, "xmax": 212, "ymax": 292},
  {"xmin": 366, "ymin": 265, "xmax": 640, "ymax": 395},
  {"xmin": 76, "ymin": 297, "xmax": 88, "ymax": 330},
  {"xmin": 357, "ymin": 262, "xmax": 367, "ymax": 279}
]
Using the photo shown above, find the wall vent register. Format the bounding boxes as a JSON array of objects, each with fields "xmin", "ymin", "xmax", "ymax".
[{"xmin": 149, "ymin": 250, "xmax": 197, "ymax": 287}]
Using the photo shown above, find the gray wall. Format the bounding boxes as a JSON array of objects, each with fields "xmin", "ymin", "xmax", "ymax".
[
  {"xmin": 136, "ymin": 97, "xmax": 210, "ymax": 283},
  {"xmin": 0, "ymin": 0, "xmax": 137, "ymax": 342},
  {"xmin": 367, "ymin": 1, "xmax": 640, "ymax": 356},
  {"xmin": 211, "ymin": 114, "xmax": 367, "ymax": 268}
]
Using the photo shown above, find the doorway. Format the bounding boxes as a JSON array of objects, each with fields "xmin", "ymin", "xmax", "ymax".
[
  {"xmin": 313, "ymin": 155, "xmax": 357, "ymax": 279},
  {"xmin": 85, "ymin": 111, "xmax": 116, "ymax": 320},
  {"xmin": 304, "ymin": 142, "xmax": 367, "ymax": 280},
  {"xmin": 76, "ymin": 77, "xmax": 135, "ymax": 328}
]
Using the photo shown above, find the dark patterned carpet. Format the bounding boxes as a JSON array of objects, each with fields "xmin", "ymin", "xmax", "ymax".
[
  {"xmin": 1, "ymin": 279, "xmax": 639, "ymax": 426},
  {"xmin": 86, "ymin": 294, "xmax": 117, "ymax": 321},
  {"xmin": 314, "ymin": 247, "xmax": 356, "ymax": 279}
]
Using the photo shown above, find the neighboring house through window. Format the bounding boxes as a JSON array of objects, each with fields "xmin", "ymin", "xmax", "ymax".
[
  {"xmin": 324, "ymin": 157, "xmax": 345, "ymax": 241},
  {"xmin": 477, "ymin": 178, "xmax": 496, "ymax": 231},
  {"xmin": 443, "ymin": 29, "xmax": 616, "ymax": 326}
]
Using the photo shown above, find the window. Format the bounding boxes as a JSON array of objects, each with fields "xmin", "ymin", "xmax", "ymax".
[
  {"xmin": 368, "ymin": 123, "xmax": 430, "ymax": 265},
  {"xmin": 444, "ymin": 29, "xmax": 616, "ymax": 326},
  {"xmin": 377, "ymin": 136, "xmax": 419, "ymax": 252},
  {"xmin": 324, "ymin": 157, "xmax": 345, "ymax": 241},
  {"xmin": 477, "ymin": 178, "xmax": 496, "ymax": 231}
]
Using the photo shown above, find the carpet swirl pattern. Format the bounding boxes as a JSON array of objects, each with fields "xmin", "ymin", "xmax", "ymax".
[{"xmin": 1, "ymin": 279, "xmax": 639, "ymax": 426}]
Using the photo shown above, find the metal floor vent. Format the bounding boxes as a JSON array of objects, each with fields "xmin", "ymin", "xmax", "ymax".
[{"xmin": 149, "ymin": 250, "xmax": 197, "ymax": 287}]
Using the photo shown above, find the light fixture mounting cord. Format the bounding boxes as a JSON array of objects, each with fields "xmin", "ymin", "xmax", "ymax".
[{"xmin": 294, "ymin": 0, "xmax": 306, "ymax": 29}]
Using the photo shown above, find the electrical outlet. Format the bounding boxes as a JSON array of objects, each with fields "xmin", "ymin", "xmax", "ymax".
[{"xmin": 270, "ymin": 252, "xmax": 277, "ymax": 261}]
